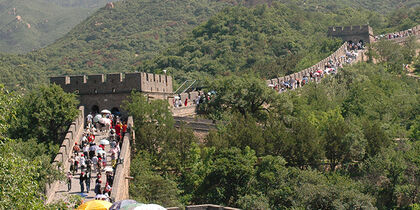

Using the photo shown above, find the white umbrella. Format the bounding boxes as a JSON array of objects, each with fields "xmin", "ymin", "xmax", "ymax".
[
  {"xmin": 97, "ymin": 149, "xmax": 106, "ymax": 155},
  {"xmin": 100, "ymin": 118, "xmax": 111, "ymax": 125},
  {"xmin": 104, "ymin": 166, "xmax": 113, "ymax": 172},
  {"xmin": 101, "ymin": 109, "xmax": 111, "ymax": 114},
  {"xmin": 268, "ymin": 84, "xmax": 275, "ymax": 87},
  {"xmin": 174, "ymin": 96, "xmax": 180, "ymax": 99},
  {"xmin": 100, "ymin": 139, "xmax": 110, "ymax": 145},
  {"xmin": 95, "ymin": 194, "xmax": 109, "ymax": 200},
  {"xmin": 93, "ymin": 114, "xmax": 102, "ymax": 123}
]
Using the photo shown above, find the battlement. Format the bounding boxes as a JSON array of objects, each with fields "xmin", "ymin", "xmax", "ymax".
[
  {"xmin": 328, "ymin": 25, "xmax": 372, "ymax": 36},
  {"xmin": 50, "ymin": 72, "xmax": 173, "ymax": 94},
  {"xmin": 328, "ymin": 25, "xmax": 374, "ymax": 43}
]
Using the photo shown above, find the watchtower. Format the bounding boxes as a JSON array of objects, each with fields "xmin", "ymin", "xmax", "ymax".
[
  {"xmin": 328, "ymin": 25, "xmax": 375, "ymax": 44},
  {"xmin": 50, "ymin": 72, "xmax": 173, "ymax": 116}
]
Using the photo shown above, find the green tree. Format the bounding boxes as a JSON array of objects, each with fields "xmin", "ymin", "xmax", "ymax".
[
  {"xmin": 0, "ymin": 140, "xmax": 45, "ymax": 209},
  {"xmin": 123, "ymin": 92, "xmax": 174, "ymax": 157},
  {"xmin": 129, "ymin": 152, "xmax": 181, "ymax": 207},
  {"xmin": 207, "ymin": 113, "xmax": 266, "ymax": 155},
  {"xmin": 363, "ymin": 121, "xmax": 391, "ymax": 158},
  {"xmin": 200, "ymin": 75, "xmax": 277, "ymax": 120},
  {"xmin": 281, "ymin": 115, "xmax": 324, "ymax": 168},
  {"xmin": 319, "ymin": 108, "xmax": 350, "ymax": 170},
  {"xmin": 359, "ymin": 141, "xmax": 420, "ymax": 208},
  {"xmin": 9, "ymin": 84, "xmax": 78, "ymax": 147},
  {"xmin": 193, "ymin": 147, "xmax": 257, "ymax": 206},
  {"xmin": 0, "ymin": 84, "xmax": 18, "ymax": 138}
]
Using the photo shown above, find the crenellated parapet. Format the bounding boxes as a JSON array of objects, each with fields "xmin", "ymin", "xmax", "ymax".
[
  {"xmin": 50, "ymin": 72, "xmax": 173, "ymax": 95},
  {"xmin": 328, "ymin": 25, "xmax": 374, "ymax": 43}
]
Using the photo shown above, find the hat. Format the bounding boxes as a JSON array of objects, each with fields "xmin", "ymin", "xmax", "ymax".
[{"xmin": 81, "ymin": 154, "xmax": 84, "ymax": 156}]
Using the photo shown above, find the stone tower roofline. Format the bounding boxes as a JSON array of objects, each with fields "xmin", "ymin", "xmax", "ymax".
[
  {"xmin": 50, "ymin": 72, "xmax": 173, "ymax": 95},
  {"xmin": 328, "ymin": 25, "xmax": 373, "ymax": 35},
  {"xmin": 328, "ymin": 25, "xmax": 374, "ymax": 43}
]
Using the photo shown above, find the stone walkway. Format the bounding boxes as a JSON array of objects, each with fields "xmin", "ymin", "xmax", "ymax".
[{"xmin": 51, "ymin": 132, "xmax": 114, "ymax": 203}]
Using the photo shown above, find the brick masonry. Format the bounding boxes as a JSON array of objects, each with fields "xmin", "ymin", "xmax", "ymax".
[{"xmin": 50, "ymin": 72, "xmax": 173, "ymax": 116}]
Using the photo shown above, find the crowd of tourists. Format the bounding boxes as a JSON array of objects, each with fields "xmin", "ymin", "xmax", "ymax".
[
  {"xmin": 270, "ymin": 43, "xmax": 360, "ymax": 93},
  {"xmin": 173, "ymin": 91, "xmax": 215, "ymax": 108},
  {"xmin": 375, "ymin": 28, "xmax": 417, "ymax": 41},
  {"xmin": 66, "ymin": 110, "xmax": 128, "ymax": 202}
]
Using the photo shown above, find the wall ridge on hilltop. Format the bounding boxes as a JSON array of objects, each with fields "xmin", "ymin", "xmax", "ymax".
[{"xmin": 267, "ymin": 24, "xmax": 420, "ymax": 92}]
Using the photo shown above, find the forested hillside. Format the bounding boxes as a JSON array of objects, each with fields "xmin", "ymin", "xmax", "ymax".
[
  {"xmin": 0, "ymin": 0, "xmax": 419, "ymax": 91},
  {"xmin": 0, "ymin": 0, "xmax": 113, "ymax": 53},
  {"xmin": 124, "ymin": 36, "xmax": 420, "ymax": 208},
  {"xmin": 139, "ymin": 3, "xmax": 419, "ymax": 84}
]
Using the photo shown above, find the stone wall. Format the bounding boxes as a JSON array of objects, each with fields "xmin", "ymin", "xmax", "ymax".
[
  {"xmin": 266, "ymin": 42, "xmax": 348, "ymax": 87},
  {"xmin": 167, "ymin": 204, "xmax": 240, "ymax": 210},
  {"xmin": 110, "ymin": 116, "xmax": 134, "ymax": 201},
  {"xmin": 50, "ymin": 72, "xmax": 172, "ymax": 95},
  {"xmin": 45, "ymin": 106, "xmax": 85, "ymax": 203},
  {"xmin": 328, "ymin": 25, "xmax": 374, "ymax": 43},
  {"xmin": 50, "ymin": 72, "xmax": 173, "ymax": 116}
]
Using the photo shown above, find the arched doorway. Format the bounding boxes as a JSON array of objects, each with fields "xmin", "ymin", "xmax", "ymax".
[
  {"xmin": 111, "ymin": 107, "xmax": 121, "ymax": 116},
  {"xmin": 91, "ymin": 105, "xmax": 100, "ymax": 115}
]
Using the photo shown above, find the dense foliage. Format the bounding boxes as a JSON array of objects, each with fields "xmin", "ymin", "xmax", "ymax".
[
  {"xmin": 125, "ymin": 45, "xmax": 420, "ymax": 208},
  {"xmin": 139, "ymin": 4, "xmax": 368, "ymax": 82},
  {"xmin": 0, "ymin": 0, "xmax": 419, "ymax": 91},
  {"xmin": 0, "ymin": 85, "xmax": 79, "ymax": 209}
]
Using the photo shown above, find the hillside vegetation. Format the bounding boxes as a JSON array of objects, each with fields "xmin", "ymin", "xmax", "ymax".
[
  {"xmin": 0, "ymin": 0, "xmax": 419, "ymax": 91},
  {"xmin": 138, "ymin": 3, "xmax": 419, "ymax": 83},
  {"xmin": 0, "ymin": 0, "xmax": 113, "ymax": 53}
]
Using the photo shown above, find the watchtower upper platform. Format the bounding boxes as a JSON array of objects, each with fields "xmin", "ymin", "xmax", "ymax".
[
  {"xmin": 328, "ymin": 25, "xmax": 374, "ymax": 44},
  {"xmin": 50, "ymin": 72, "xmax": 173, "ymax": 95}
]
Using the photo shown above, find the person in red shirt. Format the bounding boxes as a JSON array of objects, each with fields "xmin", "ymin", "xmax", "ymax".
[
  {"xmin": 122, "ymin": 122, "xmax": 128, "ymax": 139},
  {"xmin": 115, "ymin": 122, "xmax": 122, "ymax": 140},
  {"xmin": 88, "ymin": 134, "xmax": 95, "ymax": 143}
]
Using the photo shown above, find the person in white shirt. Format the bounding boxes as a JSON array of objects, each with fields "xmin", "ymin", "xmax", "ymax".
[
  {"xmin": 80, "ymin": 154, "xmax": 86, "ymax": 171},
  {"xmin": 92, "ymin": 155, "xmax": 99, "ymax": 172}
]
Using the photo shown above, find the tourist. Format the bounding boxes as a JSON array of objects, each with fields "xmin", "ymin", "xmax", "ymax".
[
  {"xmin": 89, "ymin": 143, "xmax": 96, "ymax": 159},
  {"xmin": 67, "ymin": 172, "xmax": 72, "ymax": 191},
  {"xmin": 69, "ymin": 156, "xmax": 75, "ymax": 175},
  {"xmin": 83, "ymin": 144, "xmax": 89, "ymax": 158},
  {"xmin": 73, "ymin": 142, "xmax": 80, "ymax": 156},
  {"xmin": 115, "ymin": 122, "xmax": 122, "ymax": 140},
  {"xmin": 94, "ymin": 180, "xmax": 102, "ymax": 195},
  {"xmin": 79, "ymin": 172, "xmax": 86, "ymax": 194},
  {"xmin": 86, "ymin": 113, "xmax": 93, "ymax": 127},
  {"xmin": 86, "ymin": 171, "xmax": 91, "ymax": 193},
  {"xmin": 104, "ymin": 183, "xmax": 112, "ymax": 196},
  {"xmin": 86, "ymin": 158, "xmax": 92, "ymax": 173},
  {"xmin": 80, "ymin": 154, "xmax": 86, "ymax": 171},
  {"xmin": 74, "ymin": 155, "xmax": 80, "ymax": 173},
  {"xmin": 92, "ymin": 155, "xmax": 98, "ymax": 172},
  {"xmin": 102, "ymin": 153, "xmax": 107, "ymax": 168}
]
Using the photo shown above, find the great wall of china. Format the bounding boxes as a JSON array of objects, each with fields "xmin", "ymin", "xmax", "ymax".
[{"xmin": 47, "ymin": 24, "xmax": 420, "ymax": 207}]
